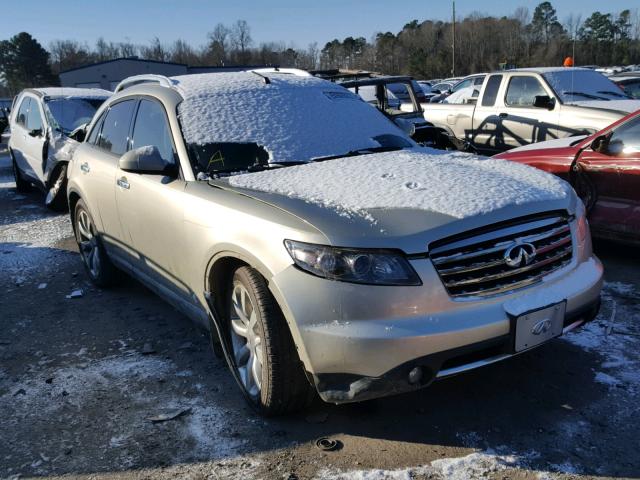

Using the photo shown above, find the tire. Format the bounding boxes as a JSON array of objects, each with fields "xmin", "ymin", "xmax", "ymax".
[
  {"xmin": 74, "ymin": 199, "xmax": 118, "ymax": 287},
  {"xmin": 11, "ymin": 151, "xmax": 30, "ymax": 193},
  {"xmin": 225, "ymin": 266, "xmax": 313, "ymax": 415},
  {"xmin": 45, "ymin": 163, "xmax": 68, "ymax": 211}
]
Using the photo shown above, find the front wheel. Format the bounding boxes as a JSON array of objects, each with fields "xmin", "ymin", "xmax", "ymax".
[
  {"xmin": 74, "ymin": 199, "xmax": 118, "ymax": 287},
  {"xmin": 225, "ymin": 266, "xmax": 313, "ymax": 415}
]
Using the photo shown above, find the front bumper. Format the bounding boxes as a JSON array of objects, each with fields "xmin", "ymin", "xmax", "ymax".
[{"xmin": 270, "ymin": 255, "xmax": 603, "ymax": 404}]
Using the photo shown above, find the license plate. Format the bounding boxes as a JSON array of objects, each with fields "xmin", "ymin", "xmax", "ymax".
[{"xmin": 514, "ymin": 301, "xmax": 566, "ymax": 352}]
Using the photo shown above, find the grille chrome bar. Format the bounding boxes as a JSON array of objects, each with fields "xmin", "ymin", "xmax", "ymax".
[
  {"xmin": 432, "ymin": 223, "xmax": 570, "ymax": 266},
  {"xmin": 430, "ymin": 213, "xmax": 574, "ymax": 298},
  {"xmin": 444, "ymin": 247, "xmax": 572, "ymax": 288}
]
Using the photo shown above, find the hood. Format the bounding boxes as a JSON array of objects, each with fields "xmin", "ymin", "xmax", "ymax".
[
  {"xmin": 567, "ymin": 99, "xmax": 640, "ymax": 115},
  {"xmin": 221, "ymin": 149, "xmax": 575, "ymax": 253},
  {"xmin": 498, "ymin": 135, "xmax": 586, "ymax": 155}
]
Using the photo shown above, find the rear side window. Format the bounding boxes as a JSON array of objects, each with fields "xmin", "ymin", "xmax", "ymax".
[
  {"xmin": 98, "ymin": 100, "xmax": 136, "ymax": 155},
  {"xmin": 16, "ymin": 97, "xmax": 30, "ymax": 127},
  {"xmin": 505, "ymin": 76, "xmax": 547, "ymax": 107},
  {"xmin": 131, "ymin": 100, "xmax": 176, "ymax": 164},
  {"xmin": 26, "ymin": 100, "xmax": 43, "ymax": 132},
  {"xmin": 482, "ymin": 75, "xmax": 503, "ymax": 107}
]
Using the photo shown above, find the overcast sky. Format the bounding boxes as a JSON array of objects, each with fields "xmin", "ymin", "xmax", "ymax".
[{"xmin": 4, "ymin": 0, "xmax": 635, "ymax": 50}]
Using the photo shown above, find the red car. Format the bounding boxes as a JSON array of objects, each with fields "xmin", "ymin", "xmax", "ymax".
[{"xmin": 494, "ymin": 109, "xmax": 640, "ymax": 245}]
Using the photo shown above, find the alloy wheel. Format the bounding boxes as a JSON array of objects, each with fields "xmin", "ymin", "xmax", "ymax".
[
  {"xmin": 76, "ymin": 209, "xmax": 101, "ymax": 279},
  {"xmin": 229, "ymin": 281, "xmax": 264, "ymax": 398}
]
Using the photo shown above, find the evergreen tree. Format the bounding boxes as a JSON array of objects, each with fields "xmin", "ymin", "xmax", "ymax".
[{"xmin": 0, "ymin": 32, "xmax": 57, "ymax": 93}]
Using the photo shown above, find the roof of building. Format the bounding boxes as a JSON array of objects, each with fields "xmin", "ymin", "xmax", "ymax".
[{"xmin": 59, "ymin": 57, "xmax": 188, "ymax": 74}]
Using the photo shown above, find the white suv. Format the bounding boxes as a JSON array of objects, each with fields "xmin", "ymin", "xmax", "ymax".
[{"xmin": 8, "ymin": 87, "xmax": 111, "ymax": 209}]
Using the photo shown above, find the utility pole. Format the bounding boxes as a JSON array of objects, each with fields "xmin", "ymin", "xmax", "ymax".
[{"xmin": 452, "ymin": 1, "xmax": 456, "ymax": 76}]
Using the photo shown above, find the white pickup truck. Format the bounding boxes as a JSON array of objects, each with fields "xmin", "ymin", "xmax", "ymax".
[{"xmin": 423, "ymin": 67, "xmax": 640, "ymax": 154}]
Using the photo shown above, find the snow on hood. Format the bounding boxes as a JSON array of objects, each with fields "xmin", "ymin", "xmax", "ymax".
[
  {"xmin": 171, "ymin": 72, "xmax": 404, "ymax": 163},
  {"xmin": 35, "ymin": 87, "xmax": 112, "ymax": 99},
  {"xmin": 504, "ymin": 135, "xmax": 587, "ymax": 153},
  {"xmin": 567, "ymin": 100, "xmax": 640, "ymax": 113},
  {"xmin": 228, "ymin": 149, "xmax": 571, "ymax": 220}
]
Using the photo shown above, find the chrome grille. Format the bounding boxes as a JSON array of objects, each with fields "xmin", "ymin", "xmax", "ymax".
[{"xmin": 430, "ymin": 213, "xmax": 573, "ymax": 298}]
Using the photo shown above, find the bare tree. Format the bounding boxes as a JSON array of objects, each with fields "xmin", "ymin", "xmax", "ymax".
[
  {"xmin": 231, "ymin": 20, "xmax": 252, "ymax": 63},
  {"xmin": 206, "ymin": 23, "xmax": 230, "ymax": 65},
  {"xmin": 140, "ymin": 37, "xmax": 168, "ymax": 61}
]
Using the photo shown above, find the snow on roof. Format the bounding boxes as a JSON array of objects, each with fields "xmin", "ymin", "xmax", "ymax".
[
  {"xmin": 172, "ymin": 72, "xmax": 403, "ymax": 162},
  {"xmin": 35, "ymin": 87, "xmax": 112, "ymax": 99},
  {"xmin": 228, "ymin": 148, "xmax": 570, "ymax": 220}
]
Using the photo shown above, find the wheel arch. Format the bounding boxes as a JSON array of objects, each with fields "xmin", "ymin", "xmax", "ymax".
[{"xmin": 203, "ymin": 248, "xmax": 313, "ymax": 373}]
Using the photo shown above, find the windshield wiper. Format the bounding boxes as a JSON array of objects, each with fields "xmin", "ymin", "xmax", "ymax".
[
  {"xmin": 597, "ymin": 90, "xmax": 629, "ymax": 99},
  {"xmin": 564, "ymin": 91, "xmax": 608, "ymax": 100},
  {"xmin": 312, "ymin": 145, "xmax": 405, "ymax": 162}
]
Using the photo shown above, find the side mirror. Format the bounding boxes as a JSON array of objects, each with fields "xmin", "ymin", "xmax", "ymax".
[
  {"xmin": 69, "ymin": 123, "xmax": 88, "ymax": 142},
  {"xmin": 432, "ymin": 89, "xmax": 441, "ymax": 94},
  {"xmin": 591, "ymin": 134, "xmax": 610, "ymax": 154},
  {"xmin": 119, "ymin": 146, "xmax": 177, "ymax": 176},
  {"xmin": 533, "ymin": 95, "xmax": 555, "ymax": 110},
  {"xmin": 28, "ymin": 128, "xmax": 43, "ymax": 137}
]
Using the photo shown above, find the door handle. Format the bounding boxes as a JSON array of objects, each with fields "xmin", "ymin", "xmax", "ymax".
[
  {"xmin": 499, "ymin": 113, "xmax": 508, "ymax": 118},
  {"xmin": 80, "ymin": 162, "xmax": 90, "ymax": 173},
  {"xmin": 117, "ymin": 177, "xmax": 130, "ymax": 190}
]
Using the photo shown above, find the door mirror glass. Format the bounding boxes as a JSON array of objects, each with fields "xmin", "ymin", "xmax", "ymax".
[
  {"xmin": 28, "ymin": 128, "xmax": 43, "ymax": 137},
  {"xmin": 119, "ymin": 146, "xmax": 177, "ymax": 176},
  {"xmin": 69, "ymin": 123, "xmax": 88, "ymax": 142},
  {"xmin": 533, "ymin": 95, "xmax": 555, "ymax": 110}
]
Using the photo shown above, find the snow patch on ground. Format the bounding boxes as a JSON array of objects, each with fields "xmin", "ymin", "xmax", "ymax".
[
  {"xmin": 0, "ymin": 353, "xmax": 244, "ymax": 464},
  {"xmin": 0, "ymin": 173, "xmax": 72, "ymax": 283},
  {"xmin": 563, "ymin": 280, "xmax": 640, "ymax": 389},
  {"xmin": 229, "ymin": 149, "xmax": 570, "ymax": 220}
]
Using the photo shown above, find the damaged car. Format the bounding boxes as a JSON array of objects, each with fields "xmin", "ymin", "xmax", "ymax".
[
  {"xmin": 8, "ymin": 87, "xmax": 111, "ymax": 209},
  {"xmin": 68, "ymin": 71, "xmax": 602, "ymax": 415},
  {"xmin": 494, "ymin": 108, "xmax": 640, "ymax": 245}
]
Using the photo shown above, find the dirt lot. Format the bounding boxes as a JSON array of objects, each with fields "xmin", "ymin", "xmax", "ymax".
[{"xmin": 0, "ymin": 151, "xmax": 639, "ymax": 480}]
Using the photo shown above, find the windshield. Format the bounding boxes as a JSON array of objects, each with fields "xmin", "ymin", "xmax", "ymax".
[
  {"xmin": 543, "ymin": 70, "xmax": 631, "ymax": 103},
  {"xmin": 45, "ymin": 98, "xmax": 105, "ymax": 135},
  {"xmin": 173, "ymin": 73, "xmax": 410, "ymax": 175}
]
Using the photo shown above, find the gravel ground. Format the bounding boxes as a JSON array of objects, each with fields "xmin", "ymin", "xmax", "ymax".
[{"xmin": 0, "ymin": 152, "xmax": 638, "ymax": 480}]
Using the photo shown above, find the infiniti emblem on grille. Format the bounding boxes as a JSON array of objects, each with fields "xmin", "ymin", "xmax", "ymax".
[
  {"xmin": 531, "ymin": 319, "xmax": 552, "ymax": 335},
  {"xmin": 504, "ymin": 242, "xmax": 537, "ymax": 268}
]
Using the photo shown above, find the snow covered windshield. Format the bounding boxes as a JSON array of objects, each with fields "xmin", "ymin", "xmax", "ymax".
[
  {"xmin": 45, "ymin": 98, "xmax": 106, "ymax": 135},
  {"xmin": 172, "ymin": 72, "xmax": 409, "ymax": 173},
  {"xmin": 543, "ymin": 70, "xmax": 631, "ymax": 102}
]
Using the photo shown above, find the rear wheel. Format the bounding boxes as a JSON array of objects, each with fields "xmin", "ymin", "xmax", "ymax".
[
  {"xmin": 74, "ymin": 199, "xmax": 118, "ymax": 287},
  {"xmin": 45, "ymin": 163, "xmax": 68, "ymax": 211},
  {"xmin": 225, "ymin": 266, "xmax": 313, "ymax": 415},
  {"xmin": 11, "ymin": 152, "xmax": 30, "ymax": 193}
]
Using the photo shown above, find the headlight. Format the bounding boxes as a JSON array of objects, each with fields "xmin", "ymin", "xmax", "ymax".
[
  {"xmin": 284, "ymin": 240, "xmax": 421, "ymax": 286},
  {"xmin": 575, "ymin": 197, "xmax": 588, "ymax": 244}
]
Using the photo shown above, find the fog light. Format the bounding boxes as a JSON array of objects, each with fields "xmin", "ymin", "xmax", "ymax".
[{"xmin": 408, "ymin": 366, "xmax": 423, "ymax": 385}]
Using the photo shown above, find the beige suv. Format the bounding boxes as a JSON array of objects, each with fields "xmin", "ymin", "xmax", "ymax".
[{"xmin": 67, "ymin": 71, "xmax": 602, "ymax": 414}]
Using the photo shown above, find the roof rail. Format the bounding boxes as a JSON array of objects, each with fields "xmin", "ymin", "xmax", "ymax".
[
  {"xmin": 249, "ymin": 68, "xmax": 312, "ymax": 77},
  {"xmin": 114, "ymin": 74, "xmax": 174, "ymax": 93}
]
